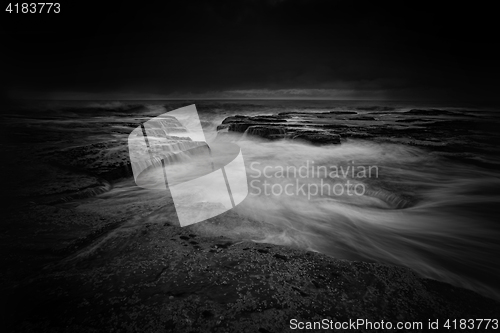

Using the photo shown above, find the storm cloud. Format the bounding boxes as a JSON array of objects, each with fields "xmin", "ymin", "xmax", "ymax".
[{"xmin": 3, "ymin": 1, "xmax": 499, "ymax": 101}]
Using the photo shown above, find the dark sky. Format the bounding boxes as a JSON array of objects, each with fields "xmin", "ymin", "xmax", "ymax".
[{"xmin": 2, "ymin": 1, "xmax": 500, "ymax": 100}]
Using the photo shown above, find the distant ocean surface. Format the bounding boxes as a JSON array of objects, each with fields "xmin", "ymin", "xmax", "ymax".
[{"xmin": 6, "ymin": 99, "xmax": 500, "ymax": 301}]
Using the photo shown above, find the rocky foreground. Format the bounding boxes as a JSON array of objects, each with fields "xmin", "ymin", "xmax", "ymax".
[
  {"xmin": 1, "ymin": 103, "xmax": 499, "ymax": 332},
  {"xmin": 4, "ymin": 211, "xmax": 500, "ymax": 332}
]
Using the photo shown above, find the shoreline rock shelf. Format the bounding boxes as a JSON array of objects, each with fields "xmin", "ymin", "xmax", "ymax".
[
  {"xmin": 217, "ymin": 114, "xmax": 343, "ymax": 145},
  {"xmin": 5, "ymin": 222, "xmax": 500, "ymax": 332}
]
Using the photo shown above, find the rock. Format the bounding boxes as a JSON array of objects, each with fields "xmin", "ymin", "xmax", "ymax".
[
  {"xmin": 245, "ymin": 125, "xmax": 287, "ymax": 139},
  {"xmin": 326, "ymin": 110, "xmax": 358, "ymax": 114},
  {"xmin": 349, "ymin": 116, "xmax": 378, "ymax": 121},
  {"xmin": 248, "ymin": 116, "xmax": 288, "ymax": 123},
  {"xmin": 219, "ymin": 114, "xmax": 342, "ymax": 144},
  {"xmin": 277, "ymin": 112, "xmax": 315, "ymax": 117},
  {"xmin": 404, "ymin": 109, "xmax": 458, "ymax": 116},
  {"xmin": 292, "ymin": 132, "xmax": 341, "ymax": 145},
  {"xmin": 228, "ymin": 122, "xmax": 254, "ymax": 133},
  {"xmin": 218, "ymin": 115, "xmax": 288, "ymax": 135},
  {"xmin": 5, "ymin": 224, "xmax": 499, "ymax": 332},
  {"xmin": 221, "ymin": 115, "xmax": 247, "ymax": 124},
  {"xmin": 356, "ymin": 106, "xmax": 395, "ymax": 111}
]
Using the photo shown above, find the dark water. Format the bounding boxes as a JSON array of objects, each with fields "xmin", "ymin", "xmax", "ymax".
[{"xmin": 4, "ymin": 99, "xmax": 500, "ymax": 301}]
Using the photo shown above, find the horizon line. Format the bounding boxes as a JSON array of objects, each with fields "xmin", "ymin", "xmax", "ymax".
[{"xmin": 8, "ymin": 98, "xmax": 494, "ymax": 103}]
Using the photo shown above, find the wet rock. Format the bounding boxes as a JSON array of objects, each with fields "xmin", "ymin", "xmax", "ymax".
[
  {"xmin": 324, "ymin": 110, "xmax": 358, "ymax": 114},
  {"xmin": 228, "ymin": 122, "xmax": 254, "ymax": 133},
  {"xmin": 245, "ymin": 126, "xmax": 287, "ymax": 139},
  {"xmin": 248, "ymin": 116, "xmax": 288, "ymax": 123},
  {"xmin": 349, "ymin": 116, "xmax": 378, "ymax": 121},
  {"xmin": 219, "ymin": 114, "xmax": 343, "ymax": 144},
  {"xmin": 357, "ymin": 106, "xmax": 395, "ymax": 111},
  {"xmin": 292, "ymin": 132, "xmax": 341, "ymax": 145},
  {"xmin": 404, "ymin": 109, "xmax": 459, "ymax": 116},
  {"xmin": 5, "ymin": 228, "xmax": 499, "ymax": 332},
  {"xmin": 274, "ymin": 254, "xmax": 288, "ymax": 261},
  {"xmin": 218, "ymin": 116, "xmax": 287, "ymax": 135},
  {"xmin": 220, "ymin": 115, "xmax": 246, "ymax": 124}
]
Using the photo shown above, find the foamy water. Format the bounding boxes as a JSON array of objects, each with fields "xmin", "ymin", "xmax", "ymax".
[{"xmin": 230, "ymin": 136, "xmax": 500, "ymax": 300}]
